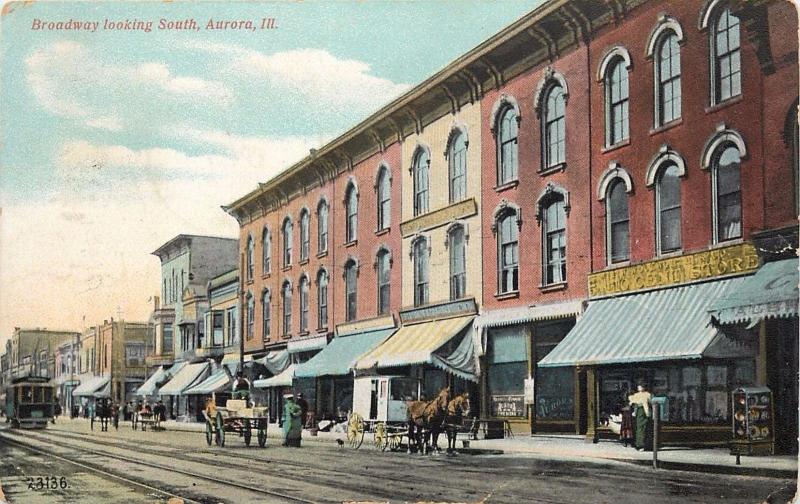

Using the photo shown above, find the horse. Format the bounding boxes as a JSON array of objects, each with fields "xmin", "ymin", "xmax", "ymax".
[
  {"xmin": 406, "ymin": 387, "xmax": 450, "ymax": 454},
  {"xmin": 92, "ymin": 398, "xmax": 112, "ymax": 432},
  {"xmin": 443, "ymin": 392, "xmax": 471, "ymax": 454}
]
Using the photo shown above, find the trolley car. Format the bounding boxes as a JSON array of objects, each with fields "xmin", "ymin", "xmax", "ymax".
[{"xmin": 4, "ymin": 376, "xmax": 56, "ymax": 429}]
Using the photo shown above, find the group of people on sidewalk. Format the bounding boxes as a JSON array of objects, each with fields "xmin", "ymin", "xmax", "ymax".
[
  {"xmin": 609, "ymin": 383, "xmax": 654, "ymax": 451},
  {"xmin": 231, "ymin": 372, "xmax": 308, "ymax": 447}
]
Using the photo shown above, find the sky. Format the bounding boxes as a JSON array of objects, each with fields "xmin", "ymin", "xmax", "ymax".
[{"xmin": 0, "ymin": 0, "xmax": 543, "ymax": 350}]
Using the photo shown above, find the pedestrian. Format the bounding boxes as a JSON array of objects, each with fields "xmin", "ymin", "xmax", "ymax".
[
  {"xmin": 111, "ymin": 403, "xmax": 120, "ymax": 430},
  {"xmin": 296, "ymin": 393, "xmax": 309, "ymax": 428},
  {"xmin": 157, "ymin": 400, "xmax": 166, "ymax": 422},
  {"xmin": 628, "ymin": 383, "xmax": 653, "ymax": 451},
  {"xmin": 233, "ymin": 372, "xmax": 251, "ymax": 401},
  {"xmin": 281, "ymin": 394, "xmax": 302, "ymax": 447},
  {"xmin": 53, "ymin": 402, "xmax": 62, "ymax": 424}
]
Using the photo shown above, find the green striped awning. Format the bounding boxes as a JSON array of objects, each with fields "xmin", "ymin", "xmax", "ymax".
[
  {"xmin": 294, "ymin": 328, "xmax": 395, "ymax": 379},
  {"xmin": 539, "ymin": 277, "xmax": 747, "ymax": 368},
  {"xmin": 711, "ymin": 259, "xmax": 798, "ymax": 325}
]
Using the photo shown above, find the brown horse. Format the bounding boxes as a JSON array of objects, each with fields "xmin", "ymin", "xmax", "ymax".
[
  {"xmin": 406, "ymin": 387, "xmax": 450, "ymax": 454},
  {"xmin": 443, "ymin": 392, "xmax": 471, "ymax": 454}
]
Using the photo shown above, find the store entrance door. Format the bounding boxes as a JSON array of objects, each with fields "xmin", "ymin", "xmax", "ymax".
[{"xmin": 768, "ymin": 318, "xmax": 799, "ymax": 454}]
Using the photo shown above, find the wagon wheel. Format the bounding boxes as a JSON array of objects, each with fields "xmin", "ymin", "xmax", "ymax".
[
  {"xmin": 205, "ymin": 419, "xmax": 213, "ymax": 446},
  {"xmin": 346, "ymin": 412, "xmax": 364, "ymax": 449},
  {"xmin": 216, "ymin": 412, "xmax": 226, "ymax": 447},
  {"xmin": 373, "ymin": 422, "xmax": 388, "ymax": 451},
  {"xmin": 389, "ymin": 431, "xmax": 403, "ymax": 452},
  {"xmin": 243, "ymin": 418, "xmax": 252, "ymax": 446},
  {"xmin": 257, "ymin": 418, "xmax": 268, "ymax": 448}
]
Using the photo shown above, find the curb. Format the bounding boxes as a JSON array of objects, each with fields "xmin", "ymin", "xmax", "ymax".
[{"xmin": 619, "ymin": 457, "xmax": 798, "ymax": 479}]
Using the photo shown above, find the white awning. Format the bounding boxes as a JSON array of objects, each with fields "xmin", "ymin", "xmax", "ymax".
[
  {"xmin": 157, "ymin": 362, "xmax": 209, "ymax": 395},
  {"xmin": 287, "ymin": 335, "xmax": 328, "ymax": 353},
  {"xmin": 72, "ymin": 375, "xmax": 110, "ymax": 397},
  {"xmin": 253, "ymin": 364, "xmax": 295, "ymax": 388},
  {"xmin": 476, "ymin": 300, "xmax": 584, "ymax": 330},
  {"xmin": 185, "ymin": 367, "xmax": 232, "ymax": 395}
]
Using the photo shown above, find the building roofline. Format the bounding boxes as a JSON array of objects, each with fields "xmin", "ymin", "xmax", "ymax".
[{"xmin": 151, "ymin": 234, "xmax": 238, "ymax": 258}]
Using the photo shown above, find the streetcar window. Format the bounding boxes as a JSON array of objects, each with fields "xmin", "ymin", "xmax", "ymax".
[{"xmin": 44, "ymin": 387, "xmax": 53, "ymax": 403}]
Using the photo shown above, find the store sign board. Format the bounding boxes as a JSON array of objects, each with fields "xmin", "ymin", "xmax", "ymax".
[
  {"xmin": 524, "ymin": 377, "xmax": 535, "ymax": 405},
  {"xmin": 492, "ymin": 394, "xmax": 525, "ymax": 417},
  {"xmin": 588, "ymin": 243, "xmax": 759, "ymax": 298}
]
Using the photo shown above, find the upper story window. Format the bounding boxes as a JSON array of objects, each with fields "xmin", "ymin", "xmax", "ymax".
[
  {"xmin": 376, "ymin": 165, "xmax": 391, "ymax": 231},
  {"xmin": 345, "ymin": 182, "xmax": 358, "ymax": 243},
  {"xmin": 317, "ymin": 269, "xmax": 328, "ymax": 329},
  {"xmin": 299, "ymin": 209, "xmax": 310, "ymax": 262},
  {"xmin": 261, "ymin": 289, "xmax": 271, "ymax": 340},
  {"xmin": 714, "ymin": 145, "xmax": 742, "ymax": 242},
  {"xmin": 376, "ymin": 249, "xmax": 391, "ymax": 315},
  {"xmin": 606, "ymin": 178, "xmax": 630, "ymax": 264},
  {"xmin": 542, "ymin": 196, "xmax": 567, "ymax": 285},
  {"xmin": 448, "ymin": 225, "xmax": 466, "ymax": 300},
  {"xmin": 497, "ymin": 211, "xmax": 519, "ymax": 294},
  {"xmin": 246, "ymin": 292, "xmax": 254, "ymax": 340},
  {"xmin": 656, "ymin": 163, "xmax": 682, "ymax": 254},
  {"xmin": 600, "ymin": 48, "xmax": 632, "ymax": 148},
  {"xmin": 317, "ymin": 199, "xmax": 328, "ymax": 254},
  {"xmin": 262, "ymin": 227, "xmax": 271, "ymax": 274},
  {"xmin": 448, "ymin": 131, "xmax": 467, "ymax": 203},
  {"xmin": 344, "ymin": 260, "xmax": 358, "ymax": 322},
  {"xmin": 282, "ymin": 281, "xmax": 292, "ymax": 336},
  {"xmin": 212, "ymin": 312, "xmax": 224, "ymax": 346},
  {"xmin": 299, "ymin": 275, "xmax": 309, "ymax": 333},
  {"xmin": 246, "ymin": 235, "xmax": 255, "ymax": 280},
  {"xmin": 412, "ymin": 147, "xmax": 430, "ymax": 216},
  {"xmin": 712, "ymin": 7, "xmax": 741, "ymax": 104},
  {"xmin": 543, "ymin": 84, "xmax": 566, "ymax": 168},
  {"xmin": 656, "ymin": 32, "xmax": 681, "ymax": 125},
  {"xmin": 497, "ymin": 105, "xmax": 518, "ymax": 185},
  {"xmin": 412, "ymin": 237, "xmax": 429, "ymax": 306},
  {"xmin": 282, "ymin": 217, "xmax": 293, "ymax": 267}
]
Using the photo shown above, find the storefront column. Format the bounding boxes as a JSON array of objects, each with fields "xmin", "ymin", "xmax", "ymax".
[
  {"xmin": 585, "ymin": 367, "xmax": 598, "ymax": 443},
  {"xmin": 480, "ymin": 357, "xmax": 488, "ymax": 419},
  {"xmin": 757, "ymin": 320, "xmax": 768, "ymax": 386},
  {"xmin": 574, "ymin": 367, "xmax": 582, "ymax": 435},
  {"xmin": 527, "ymin": 324, "xmax": 534, "ymax": 435}
]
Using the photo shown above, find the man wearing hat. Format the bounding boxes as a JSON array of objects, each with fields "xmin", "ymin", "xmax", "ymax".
[{"xmin": 282, "ymin": 393, "xmax": 303, "ymax": 447}]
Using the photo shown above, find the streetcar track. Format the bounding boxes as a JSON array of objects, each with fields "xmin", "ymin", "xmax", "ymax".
[{"xmin": 2, "ymin": 430, "xmax": 318, "ymax": 504}]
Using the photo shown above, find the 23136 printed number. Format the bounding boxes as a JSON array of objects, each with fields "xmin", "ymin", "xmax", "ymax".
[{"xmin": 27, "ymin": 477, "xmax": 68, "ymax": 490}]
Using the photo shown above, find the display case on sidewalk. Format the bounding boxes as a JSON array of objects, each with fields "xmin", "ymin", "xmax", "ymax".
[{"xmin": 731, "ymin": 386, "xmax": 774, "ymax": 456}]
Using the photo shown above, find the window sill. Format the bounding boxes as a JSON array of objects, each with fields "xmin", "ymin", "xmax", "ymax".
[
  {"xmin": 316, "ymin": 250, "xmax": 328, "ymax": 259},
  {"xmin": 299, "ymin": 259, "xmax": 309, "ymax": 266},
  {"xmin": 494, "ymin": 180, "xmax": 519, "ymax": 193},
  {"xmin": 345, "ymin": 240, "xmax": 358, "ymax": 248},
  {"xmin": 650, "ymin": 118, "xmax": 683, "ymax": 136},
  {"xmin": 245, "ymin": 279, "xmax": 254, "ymax": 286},
  {"xmin": 298, "ymin": 331, "xmax": 309, "ymax": 337},
  {"xmin": 281, "ymin": 265, "xmax": 292, "ymax": 272},
  {"xmin": 539, "ymin": 282, "xmax": 567, "ymax": 293},
  {"xmin": 375, "ymin": 227, "xmax": 390, "ymax": 237},
  {"xmin": 601, "ymin": 138, "xmax": 631, "ymax": 154},
  {"xmin": 657, "ymin": 249, "xmax": 683, "ymax": 259},
  {"xmin": 317, "ymin": 326, "xmax": 328, "ymax": 333},
  {"xmin": 494, "ymin": 291, "xmax": 519, "ymax": 300},
  {"xmin": 709, "ymin": 237, "xmax": 744, "ymax": 250},
  {"xmin": 538, "ymin": 162, "xmax": 566, "ymax": 176},
  {"xmin": 261, "ymin": 273, "xmax": 271, "ymax": 280},
  {"xmin": 604, "ymin": 260, "xmax": 631, "ymax": 270},
  {"xmin": 705, "ymin": 94, "xmax": 743, "ymax": 114},
  {"xmin": 282, "ymin": 333, "xmax": 292, "ymax": 339}
]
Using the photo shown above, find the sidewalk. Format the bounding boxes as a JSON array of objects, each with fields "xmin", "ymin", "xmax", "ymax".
[{"xmin": 67, "ymin": 417, "xmax": 798, "ymax": 479}]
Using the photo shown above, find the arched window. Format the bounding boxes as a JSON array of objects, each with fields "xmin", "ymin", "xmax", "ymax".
[
  {"xmin": 655, "ymin": 31, "xmax": 681, "ymax": 125},
  {"xmin": 376, "ymin": 249, "xmax": 391, "ymax": 315},
  {"xmin": 448, "ymin": 226, "xmax": 466, "ymax": 300},
  {"xmin": 246, "ymin": 235, "xmax": 254, "ymax": 280},
  {"xmin": 543, "ymin": 84, "xmax": 566, "ymax": 168},
  {"xmin": 606, "ymin": 58, "xmax": 630, "ymax": 146},
  {"xmin": 282, "ymin": 218, "xmax": 293, "ymax": 267},
  {"xmin": 344, "ymin": 260, "xmax": 358, "ymax": 322},
  {"xmin": 262, "ymin": 227, "xmax": 271, "ymax": 274},
  {"xmin": 261, "ymin": 289, "xmax": 271, "ymax": 340},
  {"xmin": 317, "ymin": 199, "xmax": 328, "ymax": 254},
  {"xmin": 497, "ymin": 213, "xmax": 519, "ymax": 294},
  {"xmin": 377, "ymin": 166, "xmax": 391, "ymax": 231},
  {"xmin": 282, "ymin": 281, "xmax": 292, "ymax": 336},
  {"xmin": 413, "ymin": 148, "xmax": 430, "ymax": 216},
  {"xmin": 497, "ymin": 106, "xmax": 518, "ymax": 185},
  {"xmin": 712, "ymin": 7, "xmax": 741, "ymax": 104},
  {"xmin": 448, "ymin": 132, "xmax": 467, "ymax": 203},
  {"xmin": 299, "ymin": 209, "xmax": 310, "ymax": 262},
  {"xmin": 656, "ymin": 163, "xmax": 682, "ymax": 254},
  {"xmin": 317, "ymin": 269, "xmax": 328, "ymax": 329},
  {"xmin": 713, "ymin": 145, "xmax": 742, "ymax": 242},
  {"xmin": 412, "ymin": 238, "xmax": 429, "ymax": 306},
  {"xmin": 345, "ymin": 183, "xmax": 358, "ymax": 243},
  {"xmin": 542, "ymin": 196, "xmax": 567, "ymax": 285},
  {"xmin": 246, "ymin": 292, "xmax": 254, "ymax": 340},
  {"xmin": 606, "ymin": 179, "xmax": 630, "ymax": 264},
  {"xmin": 299, "ymin": 275, "xmax": 309, "ymax": 333}
]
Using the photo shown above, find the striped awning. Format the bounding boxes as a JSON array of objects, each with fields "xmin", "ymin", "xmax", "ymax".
[
  {"xmin": 539, "ymin": 277, "xmax": 747, "ymax": 368},
  {"xmin": 72, "ymin": 375, "xmax": 110, "ymax": 397},
  {"xmin": 253, "ymin": 364, "xmax": 295, "ymax": 388},
  {"xmin": 294, "ymin": 328, "xmax": 395, "ymax": 378},
  {"xmin": 355, "ymin": 316, "xmax": 474, "ymax": 372},
  {"xmin": 158, "ymin": 362, "xmax": 209, "ymax": 395},
  {"xmin": 184, "ymin": 367, "xmax": 232, "ymax": 395},
  {"xmin": 476, "ymin": 300, "xmax": 584, "ymax": 330},
  {"xmin": 287, "ymin": 335, "xmax": 328, "ymax": 353},
  {"xmin": 711, "ymin": 259, "xmax": 799, "ymax": 325}
]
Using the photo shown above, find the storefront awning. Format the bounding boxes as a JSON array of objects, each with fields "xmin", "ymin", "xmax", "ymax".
[
  {"xmin": 294, "ymin": 328, "xmax": 395, "ymax": 379},
  {"xmin": 137, "ymin": 362, "xmax": 187, "ymax": 397},
  {"xmin": 253, "ymin": 364, "xmax": 295, "ymax": 388},
  {"xmin": 221, "ymin": 353, "xmax": 252, "ymax": 375},
  {"xmin": 539, "ymin": 277, "xmax": 747, "ymax": 368},
  {"xmin": 157, "ymin": 362, "xmax": 209, "ymax": 395},
  {"xmin": 184, "ymin": 367, "xmax": 231, "ymax": 395},
  {"xmin": 259, "ymin": 349, "xmax": 290, "ymax": 375},
  {"xmin": 476, "ymin": 300, "xmax": 584, "ymax": 330},
  {"xmin": 354, "ymin": 316, "xmax": 476, "ymax": 379},
  {"xmin": 72, "ymin": 375, "xmax": 110, "ymax": 397},
  {"xmin": 93, "ymin": 381, "xmax": 111, "ymax": 398},
  {"xmin": 287, "ymin": 334, "xmax": 328, "ymax": 353},
  {"xmin": 711, "ymin": 259, "xmax": 798, "ymax": 325}
]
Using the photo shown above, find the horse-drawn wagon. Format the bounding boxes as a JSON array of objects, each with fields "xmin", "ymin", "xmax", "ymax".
[{"xmin": 204, "ymin": 399, "xmax": 269, "ymax": 448}]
